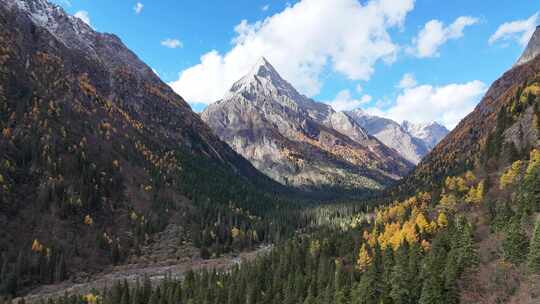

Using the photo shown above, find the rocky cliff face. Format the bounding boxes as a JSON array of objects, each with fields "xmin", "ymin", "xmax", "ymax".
[
  {"xmin": 345, "ymin": 110, "xmax": 429, "ymax": 164},
  {"xmin": 201, "ymin": 58, "xmax": 413, "ymax": 191},
  {"xmin": 516, "ymin": 25, "xmax": 540, "ymax": 66}
]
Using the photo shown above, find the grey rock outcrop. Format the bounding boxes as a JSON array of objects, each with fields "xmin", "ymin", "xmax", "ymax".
[{"xmin": 516, "ymin": 25, "xmax": 540, "ymax": 66}]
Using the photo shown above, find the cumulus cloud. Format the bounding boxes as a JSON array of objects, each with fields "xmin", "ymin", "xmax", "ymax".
[
  {"xmin": 326, "ymin": 90, "xmax": 372, "ymax": 112},
  {"xmin": 261, "ymin": 4, "xmax": 270, "ymax": 11},
  {"xmin": 411, "ymin": 16, "xmax": 478, "ymax": 58},
  {"xmin": 74, "ymin": 11, "xmax": 91, "ymax": 26},
  {"xmin": 161, "ymin": 38, "xmax": 183, "ymax": 49},
  {"xmin": 169, "ymin": 0, "xmax": 415, "ymax": 105},
  {"xmin": 489, "ymin": 12, "xmax": 539, "ymax": 47},
  {"xmin": 366, "ymin": 80, "xmax": 487, "ymax": 129},
  {"xmin": 134, "ymin": 2, "xmax": 144, "ymax": 14},
  {"xmin": 397, "ymin": 73, "xmax": 417, "ymax": 89}
]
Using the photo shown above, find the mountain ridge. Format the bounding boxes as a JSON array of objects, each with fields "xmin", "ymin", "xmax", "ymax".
[
  {"xmin": 345, "ymin": 109, "xmax": 449, "ymax": 164},
  {"xmin": 202, "ymin": 57, "xmax": 414, "ymax": 191},
  {"xmin": 0, "ymin": 0, "xmax": 299, "ymax": 295},
  {"xmin": 516, "ymin": 25, "xmax": 540, "ymax": 66}
]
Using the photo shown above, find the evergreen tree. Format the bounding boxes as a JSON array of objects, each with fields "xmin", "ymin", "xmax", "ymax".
[
  {"xmin": 527, "ymin": 217, "xmax": 540, "ymax": 274},
  {"xmin": 407, "ymin": 243, "xmax": 422, "ymax": 303},
  {"xmin": 457, "ymin": 221, "xmax": 478, "ymax": 270},
  {"xmin": 419, "ymin": 238, "xmax": 446, "ymax": 304},
  {"xmin": 351, "ymin": 264, "xmax": 378, "ymax": 304},
  {"xmin": 443, "ymin": 250, "xmax": 460, "ymax": 304},
  {"xmin": 502, "ymin": 220, "xmax": 529, "ymax": 264},
  {"xmin": 390, "ymin": 245, "xmax": 410, "ymax": 304}
]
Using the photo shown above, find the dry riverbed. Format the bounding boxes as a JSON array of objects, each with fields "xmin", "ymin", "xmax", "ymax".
[{"xmin": 18, "ymin": 245, "xmax": 272, "ymax": 303}]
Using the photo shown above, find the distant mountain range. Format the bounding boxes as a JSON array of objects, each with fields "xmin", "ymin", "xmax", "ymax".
[
  {"xmin": 346, "ymin": 110, "xmax": 449, "ymax": 164},
  {"xmin": 201, "ymin": 57, "xmax": 448, "ymax": 190}
]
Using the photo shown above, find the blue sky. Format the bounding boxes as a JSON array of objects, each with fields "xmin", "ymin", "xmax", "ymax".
[{"xmin": 51, "ymin": 0, "xmax": 539, "ymax": 128}]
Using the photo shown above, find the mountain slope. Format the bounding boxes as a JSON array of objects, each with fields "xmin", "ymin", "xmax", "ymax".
[
  {"xmin": 516, "ymin": 25, "xmax": 540, "ymax": 66},
  {"xmin": 0, "ymin": 0, "xmax": 295, "ymax": 296},
  {"xmin": 397, "ymin": 28, "xmax": 540, "ymax": 194},
  {"xmin": 201, "ymin": 58, "xmax": 413, "ymax": 192},
  {"xmin": 346, "ymin": 110, "xmax": 427, "ymax": 164}
]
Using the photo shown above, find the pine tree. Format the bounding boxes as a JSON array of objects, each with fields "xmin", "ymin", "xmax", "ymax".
[
  {"xmin": 443, "ymin": 250, "xmax": 460, "ymax": 304},
  {"xmin": 419, "ymin": 238, "xmax": 446, "ymax": 304},
  {"xmin": 390, "ymin": 245, "xmax": 410, "ymax": 304},
  {"xmin": 407, "ymin": 243, "xmax": 422, "ymax": 303},
  {"xmin": 527, "ymin": 217, "xmax": 540, "ymax": 274},
  {"xmin": 502, "ymin": 220, "xmax": 529, "ymax": 264},
  {"xmin": 351, "ymin": 264, "xmax": 378, "ymax": 304},
  {"xmin": 457, "ymin": 221, "xmax": 478, "ymax": 269}
]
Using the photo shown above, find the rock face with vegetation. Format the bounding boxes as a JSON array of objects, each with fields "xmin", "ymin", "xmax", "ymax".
[
  {"xmin": 3, "ymin": 1, "xmax": 540, "ymax": 303},
  {"xmin": 202, "ymin": 58, "xmax": 413, "ymax": 192},
  {"xmin": 399, "ymin": 44, "xmax": 540, "ymax": 194},
  {"xmin": 0, "ymin": 0, "xmax": 301, "ymax": 296}
]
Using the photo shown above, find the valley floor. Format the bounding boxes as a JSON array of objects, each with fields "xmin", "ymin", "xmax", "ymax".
[{"xmin": 17, "ymin": 240, "xmax": 271, "ymax": 303}]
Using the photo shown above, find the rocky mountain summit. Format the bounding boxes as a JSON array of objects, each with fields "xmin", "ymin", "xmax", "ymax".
[
  {"xmin": 516, "ymin": 25, "xmax": 540, "ymax": 66},
  {"xmin": 401, "ymin": 120, "xmax": 449, "ymax": 150},
  {"xmin": 201, "ymin": 58, "xmax": 413, "ymax": 191},
  {"xmin": 345, "ymin": 110, "xmax": 439, "ymax": 164}
]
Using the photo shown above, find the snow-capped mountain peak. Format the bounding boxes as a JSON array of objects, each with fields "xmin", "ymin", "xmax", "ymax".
[
  {"xmin": 227, "ymin": 57, "xmax": 303, "ymax": 103},
  {"xmin": 4, "ymin": 0, "xmax": 154, "ymax": 80},
  {"xmin": 401, "ymin": 120, "xmax": 449, "ymax": 149}
]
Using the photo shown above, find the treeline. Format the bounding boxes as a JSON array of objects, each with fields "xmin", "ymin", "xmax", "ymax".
[
  {"xmin": 17, "ymin": 214, "xmax": 477, "ymax": 304},
  {"xmin": 0, "ymin": 42, "xmax": 314, "ymax": 297},
  {"xmin": 22, "ymin": 144, "xmax": 540, "ymax": 304}
]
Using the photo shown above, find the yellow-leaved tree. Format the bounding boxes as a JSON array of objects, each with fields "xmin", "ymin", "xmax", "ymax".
[
  {"xmin": 437, "ymin": 212, "xmax": 448, "ymax": 228},
  {"xmin": 465, "ymin": 181, "xmax": 484, "ymax": 204},
  {"xmin": 440, "ymin": 193, "xmax": 458, "ymax": 210},
  {"xmin": 500, "ymin": 160, "xmax": 523, "ymax": 189},
  {"xmin": 526, "ymin": 149, "xmax": 540, "ymax": 176},
  {"xmin": 356, "ymin": 243, "xmax": 372, "ymax": 271},
  {"xmin": 414, "ymin": 213, "xmax": 430, "ymax": 234}
]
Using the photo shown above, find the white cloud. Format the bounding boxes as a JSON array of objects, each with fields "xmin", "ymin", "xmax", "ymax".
[
  {"xmin": 355, "ymin": 84, "xmax": 363, "ymax": 93},
  {"xmin": 134, "ymin": 2, "xmax": 144, "ymax": 14},
  {"xmin": 397, "ymin": 73, "xmax": 417, "ymax": 89},
  {"xmin": 412, "ymin": 16, "xmax": 478, "ymax": 58},
  {"xmin": 169, "ymin": 0, "xmax": 415, "ymax": 105},
  {"xmin": 366, "ymin": 80, "xmax": 487, "ymax": 129},
  {"xmin": 262, "ymin": 4, "xmax": 270, "ymax": 11},
  {"xmin": 489, "ymin": 13, "xmax": 539, "ymax": 47},
  {"xmin": 74, "ymin": 11, "xmax": 91, "ymax": 26},
  {"xmin": 326, "ymin": 90, "xmax": 372, "ymax": 112},
  {"xmin": 161, "ymin": 38, "xmax": 183, "ymax": 49}
]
